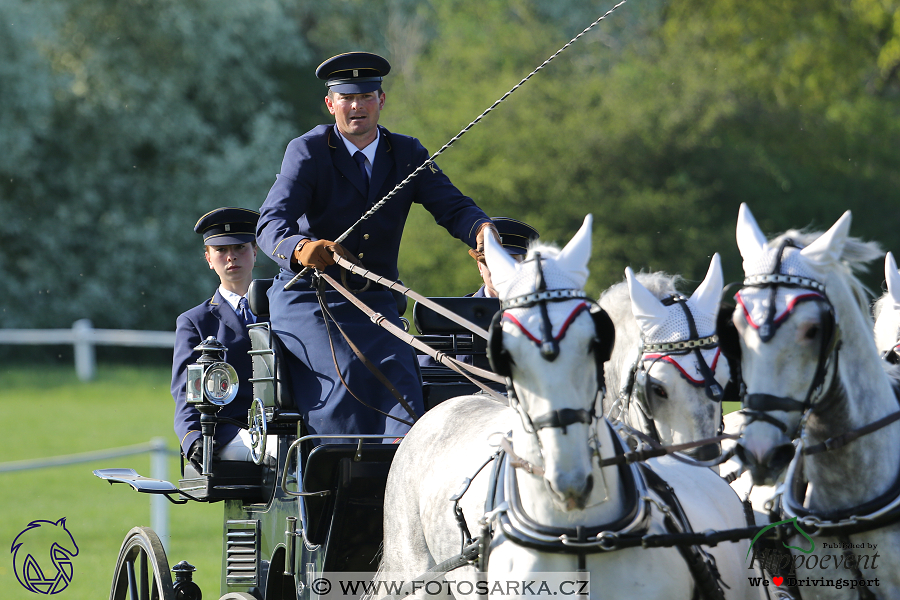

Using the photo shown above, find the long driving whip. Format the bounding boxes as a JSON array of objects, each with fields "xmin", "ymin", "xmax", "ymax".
[{"xmin": 286, "ymin": 0, "xmax": 628, "ymax": 289}]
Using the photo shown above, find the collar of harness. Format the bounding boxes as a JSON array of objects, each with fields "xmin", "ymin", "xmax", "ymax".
[
  {"xmin": 783, "ymin": 434, "xmax": 900, "ymax": 536},
  {"xmin": 486, "ymin": 421, "xmax": 650, "ymax": 553}
]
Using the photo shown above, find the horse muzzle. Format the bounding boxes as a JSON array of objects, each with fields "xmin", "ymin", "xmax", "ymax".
[
  {"xmin": 734, "ymin": 431, "xmax": 795, "ymax": 486},
  {"xmin": 544, "ymin": 472, "xmax": 594, "ymax": 511}
]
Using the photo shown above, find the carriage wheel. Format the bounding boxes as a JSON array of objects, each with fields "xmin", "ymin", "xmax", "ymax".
[
  {"xmin": 248, "ymin": 398, "xmax": 267, "ymax": 465},
  {"xmin": 109, "ymin": 527, "xmax": 175, "ymax": 600}
]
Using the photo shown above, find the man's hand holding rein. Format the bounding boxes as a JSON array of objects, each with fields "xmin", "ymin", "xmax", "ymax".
[{"xmin": 293, "ymin": 239, "xmax": 360, "ymax": 271}]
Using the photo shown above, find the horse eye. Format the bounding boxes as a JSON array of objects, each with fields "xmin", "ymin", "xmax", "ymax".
[
  {"xmin": 805, "ymin": 325, "xmax": 820, "ymax": 340},
  {"xmin": 650, "ymin": 384, "xmax": 668, "ymax": 399}
]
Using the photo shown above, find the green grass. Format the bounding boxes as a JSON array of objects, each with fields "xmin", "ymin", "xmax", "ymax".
[
  {"xmin": 0, "ymin": 366, "xmax": 222, "ymax": 599},
  {"xmin": 0, "ymin": 366, "xmax": 743, "ymax": 599}
]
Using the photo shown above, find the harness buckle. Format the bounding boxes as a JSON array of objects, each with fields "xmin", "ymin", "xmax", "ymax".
[{"xmin": 479, "ymin": 501, "xmax": 509, "ymax": 527}]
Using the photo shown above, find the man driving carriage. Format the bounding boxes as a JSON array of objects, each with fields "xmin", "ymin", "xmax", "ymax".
[{"xmin": 256, "ymin": 51, "xmax": 499, "ymax": 441}]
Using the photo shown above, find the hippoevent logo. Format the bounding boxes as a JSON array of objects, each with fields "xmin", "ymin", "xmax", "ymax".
[
  {"xmin": 746, "ymin": 517, "xmax": 880, "ymax": 592},
  {"xmin": 11, "ymin": 518, "xmax": 79, "ymax": 594}
]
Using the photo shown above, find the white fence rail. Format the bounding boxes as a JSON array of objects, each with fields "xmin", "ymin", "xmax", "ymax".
[
  {"xmin": 0, "ymin": 438, "xmax": 177, "ymax": 551},
  {"xmin": 0, "ymin": 319, "xmax": 175, "ymax": 380}
]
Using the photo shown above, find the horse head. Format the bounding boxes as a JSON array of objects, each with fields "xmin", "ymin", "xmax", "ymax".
[
  {"xmin": 485, "ymin": 215, "xmax": 613, "ymax": 510},
  {"xmin": 610, "ymin": 255, "xmax": 727, "ymax": 458},
  {"xmin": 728, "ymin": 203, "xmax": 884, "ymax": 484},
  {"xmin": 873, "ymin": 251, "xmax": 900, "ymax": 362}
]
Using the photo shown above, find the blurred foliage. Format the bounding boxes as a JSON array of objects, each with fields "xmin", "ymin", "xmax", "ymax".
[{"xmin": 2, "ymin": 0, "xmax": 899, "ymax": 335}]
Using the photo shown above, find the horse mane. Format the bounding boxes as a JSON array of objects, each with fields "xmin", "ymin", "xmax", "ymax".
[{"xmin": 769, "ymin": 228, "xmax": 882, "ymax": 324}]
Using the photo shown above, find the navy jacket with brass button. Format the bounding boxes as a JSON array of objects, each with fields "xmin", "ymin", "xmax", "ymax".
[{"xmin": 256, "ymin": 124, "xmax": 491, "ymax": 439}]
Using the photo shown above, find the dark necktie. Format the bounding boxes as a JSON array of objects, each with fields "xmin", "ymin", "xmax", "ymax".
[
  {"xmin": 353, "ymin": 151, "xmax": 369, "ymax": 194},
  {"xmin": 238, "ymin": 297, "xmax": 253, "ymax": 327}
]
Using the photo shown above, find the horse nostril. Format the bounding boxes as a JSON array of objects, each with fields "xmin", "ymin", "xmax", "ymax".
[
  {"xmin": 765, "ymin": 443, "xmax": 796, "ymax": 474},
  {"xmin": 733, "ymin": 443, "xmax": 756, "ymax": 468}
]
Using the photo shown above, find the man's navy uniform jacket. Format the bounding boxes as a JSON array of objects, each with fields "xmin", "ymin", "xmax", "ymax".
[
  {"xmin": 171, "ymin": 289, "xmax": 262, "ymax": 456},
  {"xmin": 257, "ymin": 124, "xmax": 491, "ymax": 440}
]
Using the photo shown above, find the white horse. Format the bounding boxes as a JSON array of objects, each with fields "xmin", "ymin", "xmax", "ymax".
[
  {"xmin": 873, "ymin": 251, "xmax": 900, "ymax": 361},
  {"xmin": 380, "ymin": 216, "xmax": 763, "ymax": 599},
  {"xmin": 599, "ymin": 258, "xmax": 729, "ymax": 460},
  {"xmin": 726, "ymin": 203, "xmax": 900, "ymax": 598}
]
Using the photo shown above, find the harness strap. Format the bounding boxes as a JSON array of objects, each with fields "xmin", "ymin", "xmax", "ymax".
[
  {"xmin": 315, "ymin": 281, "xmax": 418, "ymax": 426},
  {"xmin": 396, "ymin": 540, "xmax": 482, "ymax": 596},
  {"xmin": 531, "ymin": 408, "xmax": 592, "ymax": 432},
  {"xmin": 317, "ymin": 272, "xmax": 507, "ymax": 404},
  {"xmin": 333, "ymin": 255, "xmax": 490, "ymax": 339},
  {"xmin": 802, "ymin": 409, "xmax": 900, "ymax": 456},
  {"xmin": 837, "ymin": 534, "xmax": 878, "ymax": 600},
  {"xmin": 641, "ymin": 465, "xmax": 727, "ymax": 600}
]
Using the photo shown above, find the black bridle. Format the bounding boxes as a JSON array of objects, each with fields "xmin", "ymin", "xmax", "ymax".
[
  {"xmin": 729, "ymin": 240, "xmax": 842, "ymax": 438},
  {"xmin": 617, "ymin": 294, "xmax": 724, "ymax": 444},
  {"xmin": 493, "ymin": 252, "xmax": 609, "ymax": 435}
]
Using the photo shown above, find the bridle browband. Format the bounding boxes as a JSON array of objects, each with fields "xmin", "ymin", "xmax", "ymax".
[
  {"xmin": 613, "ymin": 294, "xmax": 725, "ymax": 446},
  {"xmin": 496, "ymin": 252, "xmax": 599, "ymax": 435}
]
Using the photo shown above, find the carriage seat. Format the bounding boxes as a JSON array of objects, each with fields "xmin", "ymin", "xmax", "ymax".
[
  {"xmin": 246, "ymin": 279, "xmax": 301, "ymax": 432},
  {"xmin": 413, "ymin": 297, "xmax": 503, "ymax": 409}
]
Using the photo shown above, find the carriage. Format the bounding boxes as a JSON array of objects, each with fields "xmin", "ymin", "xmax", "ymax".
[
  {"xmin": 93, "ymin": 207, "xmax": 900, "ymax": 600},
  {"xmin": 93, "ymin": 278, "xmax": 505, "ymax": 600}
]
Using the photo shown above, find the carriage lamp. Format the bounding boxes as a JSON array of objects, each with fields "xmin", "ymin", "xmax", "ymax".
[
  {"xmin": 186, "ymin": 336, "xmax": 240, "ymax": 475},
  {"xmin": 186, "ymin": 337, "xmax": 239, "ymax": 407}
]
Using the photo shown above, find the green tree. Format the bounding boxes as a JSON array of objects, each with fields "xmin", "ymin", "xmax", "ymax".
[{"xmin": 0, "ymin": 0, "xmax": 307, "ymax": 330}]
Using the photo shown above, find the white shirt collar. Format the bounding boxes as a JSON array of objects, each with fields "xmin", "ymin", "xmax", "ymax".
[{"xmin": 336, "ymin": 127, "xmax": 379, "ymax": 176}]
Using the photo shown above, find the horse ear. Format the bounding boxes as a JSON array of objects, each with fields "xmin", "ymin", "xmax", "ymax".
[
  {"xmin": 626, "ymin": 267, "xmax": 669, "ymax": 334},
  {"xmin": 736, "ymin": 203, "xmax": 768, "ymax": 268},
  {"xmin": 484, "ymin": 230, "xmax": 518, "ymax": 296},
  {"xmin": 885, "ymin": 252, "xmax": 900, "ymax": 307},
  {"xmin": 799, "ymin": 210, "xmax": 851, "ymax": 267},
  {"xmin": 690, "ymin": 253, "xmax": 724, "ymax": 320},
  {"xmin": 555, "ymin": 214, "xmax": 592, "ymax": 288}
]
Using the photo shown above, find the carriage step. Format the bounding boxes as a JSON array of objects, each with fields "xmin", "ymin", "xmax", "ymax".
[{"xmin": 93, "ymin": 468, "xmax": 179, "ymax": 494}]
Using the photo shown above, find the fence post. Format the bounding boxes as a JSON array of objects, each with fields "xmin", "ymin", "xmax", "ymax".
[
  {"xmin": 150, "ymin": 437, "xmax": 170, "ymax": 552},
  {"xmin": 72, "ymin": 319, "xmax": 96, "ymax": 381}
]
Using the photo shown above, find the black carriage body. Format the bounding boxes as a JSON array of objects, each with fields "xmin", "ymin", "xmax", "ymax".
[{"xmin": 96, "ymin": 280, "xmax": 503, "ymax": 600}]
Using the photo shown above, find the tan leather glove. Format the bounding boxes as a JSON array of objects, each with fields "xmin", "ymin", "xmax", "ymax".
[
  {"xmin": 294, "ymin": 239, "xmax": 360, "ymax": 271},
  {"xmin": 475, "ymin": 223, "xmax": 501, "ymax": 254}
]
